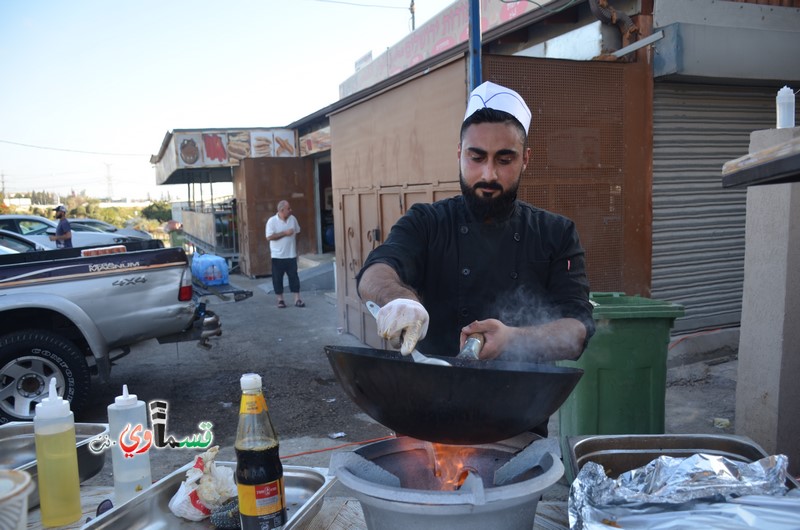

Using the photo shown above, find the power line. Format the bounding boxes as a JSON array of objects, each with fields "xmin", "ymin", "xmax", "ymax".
[{"xmin": 0, "ymin": 139, "xmax": 147, "ymax": 157}]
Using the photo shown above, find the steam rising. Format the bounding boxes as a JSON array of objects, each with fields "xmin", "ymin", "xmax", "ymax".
[{"xmin": 492, "ymin": 286, "xmax": 578, "ymax": 363}]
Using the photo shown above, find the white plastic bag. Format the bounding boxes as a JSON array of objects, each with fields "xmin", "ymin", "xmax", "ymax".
[{"xmin": 168, "ymin": 446, "xmax": 237, "ymax": 521}]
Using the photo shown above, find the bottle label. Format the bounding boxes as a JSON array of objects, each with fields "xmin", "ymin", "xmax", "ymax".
[
  {"xmin": 240, "ymin": 394, "xmax": 268, "ymax": 414},
  {"xmin": 237, "ymin": 479, "xmax": 285, "ymax": 529}
]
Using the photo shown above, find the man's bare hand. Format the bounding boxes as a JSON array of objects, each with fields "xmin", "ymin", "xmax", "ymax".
[
  {"xmin": 460, "ymin": 319, "xmax": 512, "ymax": 360},
  {"xmin": 460, "ymin": 317, "xmax": 587, "ymax": 362}
]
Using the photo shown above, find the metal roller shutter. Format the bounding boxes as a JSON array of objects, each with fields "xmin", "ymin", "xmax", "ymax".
[{"xmin": 651, "ymin": 83, "xmax": 776, "ymax": 333}]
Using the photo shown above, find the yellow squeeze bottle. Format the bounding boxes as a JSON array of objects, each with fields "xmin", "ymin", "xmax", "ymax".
[{"xmin": 34, "ymin": 378, "xmax": 82, "ymax": 527}]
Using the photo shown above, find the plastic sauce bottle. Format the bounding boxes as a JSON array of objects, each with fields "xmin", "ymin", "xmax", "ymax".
[
  {"xmin": 235, "ymin": 373, "xmax": 286, "ymax": 530},
  {"xmin": 107, "ymin": 384, "xmax": 152, "ymax": 504},
  {"xmin": 776, "ymin": 86, "xmax": 796, "ymax": 129},
  {"xmin": 34, "ymin": 378, "xmax": 82, "ymax": 527}
]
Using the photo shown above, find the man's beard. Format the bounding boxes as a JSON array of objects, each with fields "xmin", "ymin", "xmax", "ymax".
[{"xmin": 460, "ymin": 172, "xmax": 520, "ymax": 221}]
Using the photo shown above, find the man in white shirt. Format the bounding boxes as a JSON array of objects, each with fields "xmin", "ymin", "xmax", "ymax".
[{"xmin": 265, "ymin": 200, "xmax": 304, "ymax": 308}]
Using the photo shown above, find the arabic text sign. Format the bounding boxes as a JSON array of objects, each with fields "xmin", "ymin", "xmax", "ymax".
[{"xmin": 89, "ymin": 400, "xmax": 215, "ymax": 455}]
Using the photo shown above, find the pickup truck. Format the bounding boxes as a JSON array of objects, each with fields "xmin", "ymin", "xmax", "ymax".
[{"xmin": 0, "ymin": 240, "xmax": 223, "ymax": 423}]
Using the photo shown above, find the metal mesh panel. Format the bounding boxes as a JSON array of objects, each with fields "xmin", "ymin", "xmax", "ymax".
[{"xmin": 484, "ymin": 56, "xmax": 629, "ymax": 292}]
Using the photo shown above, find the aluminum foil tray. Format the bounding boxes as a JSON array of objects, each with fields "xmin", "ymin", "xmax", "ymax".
[
  {"xmin": 0, "ymin": 421, "xmax": 107, "ymax": 508},
  {"xmin": 82, "ymin": 462, "xmax": 336, "ymax": 529},
  {"xmin": 567, "ymin": 433, "xmax": 799, "ymax": 489}
]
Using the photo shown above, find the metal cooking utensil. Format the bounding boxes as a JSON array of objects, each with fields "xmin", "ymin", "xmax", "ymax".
[
  {"xmin": 365, "ymin": 301, "xmax": 451, "ymax": 367},
  {"xmin": 324, "ymin": 345, "xmax": 584, "ymax": 444}
]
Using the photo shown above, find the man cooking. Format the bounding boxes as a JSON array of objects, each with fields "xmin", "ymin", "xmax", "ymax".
[{"xmin": 357, "ymin": 81, "xmax": 595, "ymax": 371}]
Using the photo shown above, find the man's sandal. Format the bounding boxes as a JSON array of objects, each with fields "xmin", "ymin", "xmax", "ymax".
[
  {"xmin": 295, "ymin": 300, "xmax": 305, "ymax": 307},
  {"xmin": 277, "ymin": 300, "xmax": 287, "ymax": 308}
]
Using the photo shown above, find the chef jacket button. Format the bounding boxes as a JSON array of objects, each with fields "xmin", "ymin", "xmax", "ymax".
[
  {"xmin": 460, "ymin": 225, "xmax": 469, "ymax": 234},
  {"xmin": 460, "ymin": 308, "xmax": 469, "ymax": 317},
  {"xmin": 514, "ymin": 232, "xmax": 521, "ymax": 242},
  {"xmin": 462, "ymin": 267, "xmax": 471, "ymax": 276},
  {"xmin": 510, "ymin": 271, "xmax": 518, "ymax": 279}
]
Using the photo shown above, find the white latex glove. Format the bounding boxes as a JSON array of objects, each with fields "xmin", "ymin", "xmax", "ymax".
[{"xmin": 377, "ymin": 298, "xmax": 429, "ymax": 355}]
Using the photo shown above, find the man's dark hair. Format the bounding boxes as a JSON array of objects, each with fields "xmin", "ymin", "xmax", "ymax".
[{"xmin": 460, "ymin": 108, "xmax": 527, "ymax": 143}]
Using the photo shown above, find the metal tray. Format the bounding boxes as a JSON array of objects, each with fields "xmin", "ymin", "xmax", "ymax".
[
  {"xmin": 82, "ymin": 462, "xmax": 336, "ymax": 529},
  {"xmin": 0, "ymin": 421, "xmax": 107, "ymax": 508},
  {"xmin": 567, "ymin": 433, "xmax": 799, "ymax": 489}
]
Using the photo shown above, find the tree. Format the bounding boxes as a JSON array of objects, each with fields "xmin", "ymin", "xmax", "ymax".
[
  {"xmin": 85, "ymin": 199, "xmax": 100, "ymax": 217},
  {"xmin": 0, "ymin": 192, "xmax": 10, "ymax": 214},
  {"xmin": 142, "ymin": 201, "xmax": 172, "ymax": 223}
]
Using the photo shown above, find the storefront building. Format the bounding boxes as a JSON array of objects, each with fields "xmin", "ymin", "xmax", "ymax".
[{"xmin": 151, "ymin": 0, "xmax": 800, "ymax": 337}]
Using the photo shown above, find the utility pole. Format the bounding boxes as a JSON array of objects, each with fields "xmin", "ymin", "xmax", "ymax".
[
  {"xmin": 410, "ymin": 1, "xmax": 415, "ymax": 31},
  {"xmin": 468, "ymin": 0, "xmax": 482, "ymax": 90}
]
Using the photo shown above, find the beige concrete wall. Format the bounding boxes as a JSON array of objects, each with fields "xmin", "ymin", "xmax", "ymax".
[{"xmin": 735, "ymin": 127, "xmax": 800, "ymax": 475}]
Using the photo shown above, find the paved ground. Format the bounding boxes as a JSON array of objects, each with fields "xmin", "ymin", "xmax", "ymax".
[{"xmin": 78, "ymin": 264, "xmax": 740, "ymax": 502}]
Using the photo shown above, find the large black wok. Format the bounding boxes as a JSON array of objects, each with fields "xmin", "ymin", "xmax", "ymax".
[{"xmin": 325, "ymin": 345, "xmax": 583, "ymax": 445}]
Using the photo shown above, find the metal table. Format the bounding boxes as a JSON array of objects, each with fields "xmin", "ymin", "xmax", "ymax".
[{"xmin": 27, "ymin": 486, "xmax": 570, "ymax": 529}]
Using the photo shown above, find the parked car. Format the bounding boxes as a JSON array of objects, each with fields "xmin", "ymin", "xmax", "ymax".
[
  {"xmin": 69, "ymin": 217, "xmax": 152, "ymax": 240},
  {"xmin": 0, "ymin": 239, "xmax": 223, "ymax": 421},
  {"xmin": 0, "ymin": 229, "xmax": 49, "ymax": 253},
  {"xmin": 0, "ymin": 214, "xmax": 140, "ymax": 249}
]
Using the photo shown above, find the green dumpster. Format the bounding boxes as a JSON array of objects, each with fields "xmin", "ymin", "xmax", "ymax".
[{"xmin": 558, "ymin": 292, "xmax": 684, "ymax": 481}]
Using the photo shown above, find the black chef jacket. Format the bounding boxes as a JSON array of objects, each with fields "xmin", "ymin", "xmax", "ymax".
[{"xmin": 357, "ymin": 196, "xmax": 595, "ymax": 359}]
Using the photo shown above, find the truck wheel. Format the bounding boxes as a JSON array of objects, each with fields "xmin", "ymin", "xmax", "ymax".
[{"xmin": 0, "ymin": 330, "xmax": 91, "ymax": 423}]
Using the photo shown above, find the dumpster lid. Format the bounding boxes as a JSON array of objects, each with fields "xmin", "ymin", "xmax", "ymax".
[{"xmin": 590, "ymin": 292, "xmax": 685, "ymax": 319}]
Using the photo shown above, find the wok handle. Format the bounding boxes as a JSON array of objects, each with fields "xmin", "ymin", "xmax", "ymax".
[
  {"xmin": 466, "ymin": 332, "xmax": 485, "ymax": 345},
  {"xmin": 457, "ymin": 333, "xmax": 485, "ymax": 360}
]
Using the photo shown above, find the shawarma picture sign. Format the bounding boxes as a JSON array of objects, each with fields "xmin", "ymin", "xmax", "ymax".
[{"xmin": 174, "ymin": 128, "xmax": 299, "ymax": 169}]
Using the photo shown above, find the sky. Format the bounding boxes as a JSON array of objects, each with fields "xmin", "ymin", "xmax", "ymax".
[{"xmin": 0, "ymin": 0, "xmax": 456, "ymax": 202}]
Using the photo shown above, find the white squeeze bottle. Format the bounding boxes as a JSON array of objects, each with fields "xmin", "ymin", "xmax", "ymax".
[
  {"xmin": 108, "ymin": 384, "xmax": 152, "ymax": 504},
  {"xmin": 776, "ymin": 86, "xmax": 795, "ymax": 129},
  {"xmin": 34, "ymin": 378, "xmax": 82, "ymax": 527}
]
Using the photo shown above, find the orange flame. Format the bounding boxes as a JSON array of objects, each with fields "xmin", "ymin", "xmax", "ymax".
[{"xmin": 431, "ymin": 444, "xmax": 481, "ymax": 490}]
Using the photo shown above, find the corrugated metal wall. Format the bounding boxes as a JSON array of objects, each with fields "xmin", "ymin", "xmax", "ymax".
[{"xmin": 651, "ymin": 83, "xmax": 776, "ymax": 333}]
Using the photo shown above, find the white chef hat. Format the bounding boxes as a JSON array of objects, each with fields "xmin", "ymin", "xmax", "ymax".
[{"xmin": 463, "ymin": 81, "xmax": 532, "ymax": 136}]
